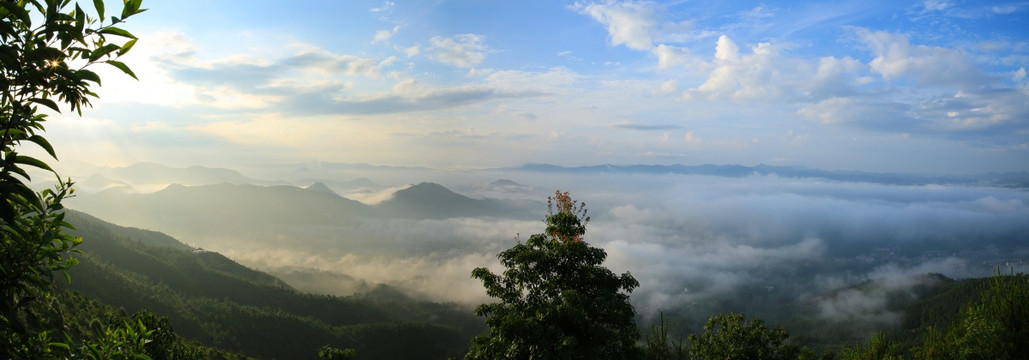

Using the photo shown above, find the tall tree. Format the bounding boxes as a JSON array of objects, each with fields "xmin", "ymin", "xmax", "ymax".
[
  {"xmin": 466, "ymin": 191, "xmax": 641, "ymax": 359},
  {"xmin": 0, "ymin": 0, "xmax": 145, "ymax": 356},
  {"xmin": 688, "ymin": 312, "xmax": 801, "ymax": 360}
]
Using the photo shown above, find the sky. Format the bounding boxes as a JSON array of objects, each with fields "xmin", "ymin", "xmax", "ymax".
[{"xmin": 43, "ymin": 0, "xmax": 1029, "ymax": 174}]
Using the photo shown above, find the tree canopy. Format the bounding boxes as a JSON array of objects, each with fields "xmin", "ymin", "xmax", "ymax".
[
  {"xmin": 687, "ymin": 312, "xmax": 801, "ymax": 360},
  {"xmin": 466, "ymin": 191, "xmax": 641, "ymax": 359},
  {"xmin": 0, "ymin": 0, "xmax": 145, "ymax": 356}
]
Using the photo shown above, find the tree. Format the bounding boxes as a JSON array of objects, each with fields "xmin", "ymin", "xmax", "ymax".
[
  {"xmin": 0, "ymin": 0, "xmax": 145, "ymax": 356},
  {"xmin": 466, "ymin": 191, "xmax": 641, "ymax": 359},
  {"xmin": 318, "ymin": 345, "xmax": 356, "ymax": 360},
  {"xmin": 643, "ymin": 311, "xmax": 688, "ymax": 360},
  {"xmin": 688, "ymin": 312, "xmax": 801, "ymax": 360},
  {"xmin": 946, "ymin": 268, "xmax": 1029, "ymax": 360}
]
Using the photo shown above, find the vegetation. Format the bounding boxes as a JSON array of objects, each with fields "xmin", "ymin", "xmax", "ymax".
[
  {"xmin": 466, "ymin": 191, "xmax": 641, "ymax": 359},
  {"xmin": 60, "ymin": 210, "xmax": 480, "ymax": 359},
  {"xmin": 836, "ymin": 268, "xmax": 1029, "ymax": 360},
  {"xmin": 0, "ymin": 0, "xmax": 145, "ymax": 357},
  {"xmin": 687, "ymin": 312, "xmax": 803, "ymax": 360}
]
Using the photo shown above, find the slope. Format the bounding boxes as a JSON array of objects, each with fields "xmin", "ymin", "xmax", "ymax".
[
  {"xmin": 374, "ymin": 182, "xmax": 525, "ymax": 219},
  {"xmin": 59, "ymin": 210, "xmax": 482, "ymax": 360}
]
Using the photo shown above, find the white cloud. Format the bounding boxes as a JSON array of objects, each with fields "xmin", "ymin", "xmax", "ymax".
[
  {"xmin": 653, "ymin": 44, "xmax": 692, "ymax": 70},
  {"xmin": 683, "ymin": 36, "xmax": 802, "ymax": 101},
  {"xmin": 659, "ymin": 79, "xmax": 677, "ymax": 94},
  {"xmin": 370, "ymin": 1, "xmax": 394, "ymax": 13},
  {"xmin": 484, "ymin": 67, "xmax": 579, "ymax": 93},
  {"xmin": 796, "ymin": 97, "xmax": 913, "ymax": 130},
  {"xmin": 402, "ymin": 44, "xmax": 420, "ymax": 58},
  {"xmin": 684, "ymin": 131, "xmax": 699, "ymax": 143},
  {"xmin": 93, "ymin": 31, "xmax": 202, "ymax": 108},
  {"xmin": 855, "ymin": 28, "xmax": 986, "ymax": 88},
  {"xmin": 921, "ymin": 0, "xmax": 953, "ymax": 11},
  {"xmin": 576, "ymin": 1, "xmax": 656, "ymax": 51},
  {"xmin": 714, "ymin": 35, "xmax": 740, "ymax": 61},
  {"xmin": 373, "ymin": 24, "xmax": 403, "ymax": 43},
  {"xmin": 804, "ymin": 56, "xmax": 865, "ymax": 97},
  {"xmin": 428, "ymin": 34, "xmax": 488, "ymax": 68}
]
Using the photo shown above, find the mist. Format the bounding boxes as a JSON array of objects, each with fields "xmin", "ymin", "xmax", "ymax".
[{"xmin": 63, "ymin": 164, "xmax": 1029, "ymax": 331}]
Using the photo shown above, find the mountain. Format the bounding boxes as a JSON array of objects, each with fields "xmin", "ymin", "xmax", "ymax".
[
  {"xmin": 60, "ymin": 210, "xmax": 482, "ymax": 359},
  {"xmin": 73, "ymin": 182, "xmax": 372, "ymax": 234},
  {"xmin": 104, "ymin": 162, "xmax": 262, "ymax": 186},
  {"xmin": 509, "ymin": 163, "xmax": 1029, "ymax": 188},
  {"xmin": 298, "ymin": 177, "xmax": 380, "ymax": 190},
  {"xmin": 374, "ymin": 182, "xmax": 526, "ymax": 219},
  {"xmin": 73, "ymin": 181, "xmax": 528, "ymax": 232},
  {"xmin": 68, "ymin": 181, "xmax": 531, "ymax": 259},
  {"xmin": 304, "ymin": 181, "xmax": 339, "ymax": 195}
]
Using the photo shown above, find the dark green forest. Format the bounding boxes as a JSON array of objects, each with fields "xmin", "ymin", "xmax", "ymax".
[{"xmin": 59, "ymin": 210, "xmax": 483, "ymax": 359}]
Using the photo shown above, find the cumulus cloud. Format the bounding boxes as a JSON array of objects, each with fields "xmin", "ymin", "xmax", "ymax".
[
  {"xmin": 854, "ymin": 28, "xmax": 988, "ymax": 88},
  {"xmin": 683, "ymin": 36, "xmax": 811, "ymax": 101},
  {"xmin": 671, "ymin": 28, "xmax": 1027, "ymax": 143},
  {"xmin": 576, "ymin": 1, "xmax": 657, "ymax": 51},
  {"xmin": 428, "ymin": 34, "xmax": 488, "ymax": 67},
  {"xmin": 569, "ymin": 3, "xmax": 1027, "ymax": 149}
]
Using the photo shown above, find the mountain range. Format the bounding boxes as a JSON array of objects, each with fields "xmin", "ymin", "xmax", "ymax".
[
  {"xmin": 509, "ymin": 163, "xmax": 1029, "ymax": 188},
  {"xmin": 60, "ymin": 210, "xmax": 482, "ymax": 359}
]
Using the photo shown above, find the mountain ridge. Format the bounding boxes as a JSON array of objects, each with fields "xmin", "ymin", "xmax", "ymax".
[{"xmin": 507, "ymin": 163, "xmax": 1029, "ymax": 188}]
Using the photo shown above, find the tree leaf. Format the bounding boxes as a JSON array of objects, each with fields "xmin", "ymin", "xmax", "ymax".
[
  {"xmin": 106, "ymin": 60, "xmax": 137, "ymax": 80},
  {"xmin": 12, "ymin": 154, "xmax": 53, "ymax": 172},
  {"xmin": 75, "ymin": 3, "xmax": 85, "ymax": 33},
  {"xmin": 76, "ymin": 68, "xmax": 101, "ymax": 85},
  {"xmin": 98, "ymin": 26, "xmax": 136, "ymax": 39},
  {"xmin": 89, "ymin": 43, "xmax": 121, "ymax": 62},
  {"xmin": 93, "ymin": 0, "xmax": 105, "ymax": 21},
  {"xmin": 118, "ymin": 38, "xmax": 137, "ymax": 56},
  {"xmin": 29, "ymin": 98, "xmax": 60, "ymax": 113},
  {"xmin": 28, "ymin": 135, "xmax": 57, "ymax": 159}
]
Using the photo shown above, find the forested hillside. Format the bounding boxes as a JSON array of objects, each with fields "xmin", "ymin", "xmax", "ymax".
[{"xmin": 59, "ymin": 211, "xmax": 483, "ymax": 359}]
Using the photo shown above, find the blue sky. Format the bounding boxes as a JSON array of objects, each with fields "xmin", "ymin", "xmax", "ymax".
[{"xmin": 45, "ymin": 0, "xmax": 1029, "ymax": 173}]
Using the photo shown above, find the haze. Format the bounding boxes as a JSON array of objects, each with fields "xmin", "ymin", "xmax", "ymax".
[{"xmin": 28, "ymin": 0, "xmax": 1029, "ymax": 337}]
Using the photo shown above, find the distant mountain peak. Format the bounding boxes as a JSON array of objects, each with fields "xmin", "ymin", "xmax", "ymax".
[
  {"xmin": 390, "ymin": 182, "xmax": 457, "ymax": 199},
  {"xmin": 409, "ymin": 182, "xmax": 449, "ymax": 190},
  {"xmin": 491, "ymin": 179, "xmax": 521, "ymax": 186},
  {"xmin": 305, "ymin": 182, "xmax": 336, "ymax": 195}
]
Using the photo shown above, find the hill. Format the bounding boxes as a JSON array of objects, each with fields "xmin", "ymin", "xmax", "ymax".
[
  {"xmin": 374, "ymin": 182, "xmax": 525, "ymax": 219},
  {"xmin": 59, "ymin": 210, "xmax": 483, "ymax": 359},
  {"xmin": 68, "ymin": 181, "xmax": 531, "ymax": 258}
]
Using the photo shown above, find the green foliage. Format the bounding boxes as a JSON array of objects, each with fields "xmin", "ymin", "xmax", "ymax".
[
  {"xmin": 836, "ymin": 332, "xmax": 905, "ymax": 360},
  {"xmin": 643, "ymin": 311, "xmax": 687, "ymax": 360},
  {"xmin": 945, "ymin": 268, "xmax": 1029, "ymax": 360},
  {"xmin": 58, "ymin": 210, "xmax": 478, "ymax": 359},
  {"xmin": 75, "ymin": 317, "xmax": 153, "ymax": 360},
  {"xmin": 466, "ymin": 191, "xmax": 641, "ymax": 359},
  {"xmin": 0, "ymin": 181, "xmax": 77, "ymax": 332},
  {"xmin": 688, "ymin": 312, "xmax": 800, "ymax": 360},
  {"xmin": 0, "ymin": 0, "xmax": 145, "ymax": 356},
  {"xmin": 318, "ymin": 345, "xmax": 355, "ymax": 360},
  {"xmin": 837, "ymin": 268, "xmax": 1029, "ymax": 360}
]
